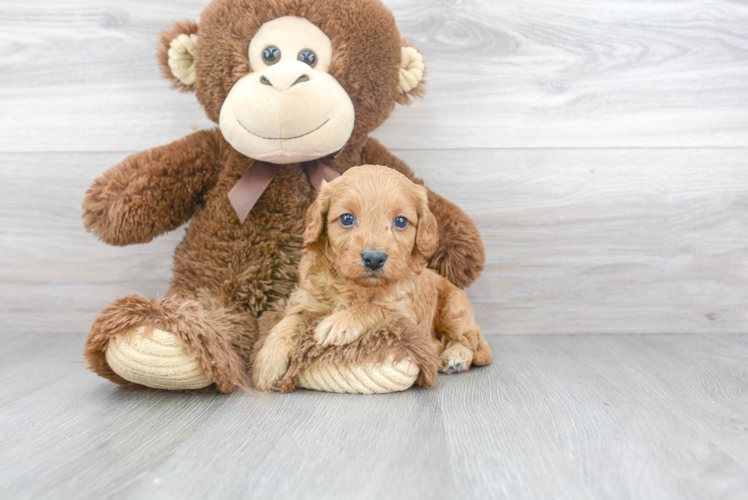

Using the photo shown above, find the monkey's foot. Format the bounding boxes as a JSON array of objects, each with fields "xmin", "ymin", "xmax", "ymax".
[
  {"xmin": 295, "ymin": 355, "xmax": 419, "ymax": 394},
  {"xmin": 85, "ymin": 294, "xmax": 248, "ymax": 392},
  {"xmin": 106, "ymin": 327, "xmax": 212, "ymax": 390}
]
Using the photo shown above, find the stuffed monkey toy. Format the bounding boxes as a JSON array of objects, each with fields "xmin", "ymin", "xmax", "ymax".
[{"xmin": 83, "ymin": 0, "xmax": 485, "ymax": 393}]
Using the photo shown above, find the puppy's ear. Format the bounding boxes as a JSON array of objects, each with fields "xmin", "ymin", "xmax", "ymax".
[
  {"xmin": 157, "ymin": 20, "xmax": 199, "ymax": 92},
  {"xmin": 303, "ymin": 183, "xmax": 332, "ymax": 248},
  {"xmin": 414, "ymin": 185, "xmax": 438, "ymax": 259}
]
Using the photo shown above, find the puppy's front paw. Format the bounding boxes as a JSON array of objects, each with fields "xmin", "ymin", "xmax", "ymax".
[
  {"xmin": 439, "ymin": 344, "xmax": 473, "ymax": 374},
  {"xmin": 314, "ymin": 313, "xmax": 363, "ymax": 347},
  {"xmin": 253, "ymin": 343, "xmax": 290, "ymax": 392}
]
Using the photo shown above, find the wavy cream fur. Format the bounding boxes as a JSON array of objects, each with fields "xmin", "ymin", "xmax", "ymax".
[{"xmin": 253, "ymin": 165, "xmax": 492, "ymax": 392}]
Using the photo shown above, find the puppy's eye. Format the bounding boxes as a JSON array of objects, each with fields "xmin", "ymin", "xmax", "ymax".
[
  {"xmin": 394, "ymin": 216, "xmax": 409, "ymax": 229},
  {"xmin": 339, "ymin": 214, "xmax": 355, "ymax": 227},
  {"xmin": 298, "ymin": 49, "xmax": 317, "ymax": 67},
  {"xmin": 263, "ymin": 46, "xmax": 281, "ymax": 65}
]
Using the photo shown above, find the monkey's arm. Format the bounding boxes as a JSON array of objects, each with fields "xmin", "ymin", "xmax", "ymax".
[
  {"xmin": 361, "ymin": 138, "xmax": 485, "ymax": 288},
  {"xmin": 82, "ymin": 129, "xmax": 224, "ymax": 246}
]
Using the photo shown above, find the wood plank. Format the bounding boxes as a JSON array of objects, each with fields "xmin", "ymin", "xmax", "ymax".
[
  {"xmin": 0, "ymin": 152, "xmax": 179, "ymax": 335},
  {"xmin": 123, "ymin": 385, "xmax": 455, "ymax": 499},
  {"xmin": 408, "ymin": 148, "xmax": 748, "ymax": 335},
  {"xmin": 438, "ymin": 334, "xmax": 748, "ymax": 500},
  {"xmin": 1, "ymin": 0, "xmax": 748, "ymax": 152},
  {"xmin": 0, "ymin": 332, "xmax": 87, "ymax": 408},
  {"xmin": 2, "ymin": 149, "xmax": 747, "ymax": 335},
  {"xmin": 0, "ymin": 334, "xmax": 746, "ymax": 499},
  {"xmin": 0, "ymin": 369, "xmax": 228, "ymax": 499},
  {"xmin": 0, "ymin": 334, "xmax": 454, "ymax": 500}
]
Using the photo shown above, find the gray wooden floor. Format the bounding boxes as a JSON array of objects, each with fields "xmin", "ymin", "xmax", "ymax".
[
  {"xmin": 1, "ymin": 0, "xmax": 748, "ymax": 498},
  {"xmin": 1, "ymin": 333, "xmax": 747, "ymax": 500}
]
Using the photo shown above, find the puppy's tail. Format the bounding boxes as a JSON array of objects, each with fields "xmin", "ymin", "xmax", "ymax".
[{"xmin": 472, "ymin": 335, "xmax": 493, "ymax": 366}]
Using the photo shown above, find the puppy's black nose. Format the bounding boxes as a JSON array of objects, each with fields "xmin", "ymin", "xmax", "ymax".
[{"xmin": 361, "ymin": 249, "xmax": 387, "ymax": 271}]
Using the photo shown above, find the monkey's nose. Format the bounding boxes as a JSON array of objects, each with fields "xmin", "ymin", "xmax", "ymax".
[
  {"xmin": 260, "ymin": 74, "xmax": 309, "ymax": 88},
  {"xmin": 361, "ymin": 249, "xmax": 387, "ymax": 271},
  {"xmin": 260, "ymin": 62, "xmax": 313, "ymax": 91}
]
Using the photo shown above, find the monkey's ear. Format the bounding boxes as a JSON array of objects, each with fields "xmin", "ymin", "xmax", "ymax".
[
  {"xmin": 157, "ymin": 20, "xmax": 199, "ymax": 92},
  {"xmin": 396, "ymin": 43, "xmax": 426, "ymax": 105}
]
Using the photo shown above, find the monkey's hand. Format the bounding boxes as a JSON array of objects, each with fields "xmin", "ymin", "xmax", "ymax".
[
  {"xmin": 83, "ymin": 129, "xmax": 222, "ymax": 246},
  {"xmin": 425, "ymin": 189, "xmax": 485, "ymax": 289}
]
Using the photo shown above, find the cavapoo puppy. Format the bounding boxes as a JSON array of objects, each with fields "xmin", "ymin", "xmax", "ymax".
[{"xmin": 253, "ymin": 165, "xmax": 492, "ymax": 391}]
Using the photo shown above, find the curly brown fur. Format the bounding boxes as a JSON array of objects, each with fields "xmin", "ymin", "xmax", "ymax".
[
  {"xmin": 82, "ymin": 129, "xmax": 225, "ymax": 246},
  {"xmin": 424, "ymin": 190, "xmax": 486, "ymax": 289}
]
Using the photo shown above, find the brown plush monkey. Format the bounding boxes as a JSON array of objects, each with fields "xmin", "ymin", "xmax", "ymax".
[{"xmin": 82, "ymin": 0, "xmax": 485, "ymax": 393}]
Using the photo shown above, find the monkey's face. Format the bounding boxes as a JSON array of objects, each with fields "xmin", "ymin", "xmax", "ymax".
[
  {"xmin": 219, "ymin": 17, "xmax": 355, "ymax": 164},
  {"xmin": 159, "ymin": 0, "xmax": 427, "ymax": 162}
]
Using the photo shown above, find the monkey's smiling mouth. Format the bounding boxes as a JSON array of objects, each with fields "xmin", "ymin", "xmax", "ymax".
[{"xmin": 236, "ymin": 118, "xmax": 330, "ymax": 141}]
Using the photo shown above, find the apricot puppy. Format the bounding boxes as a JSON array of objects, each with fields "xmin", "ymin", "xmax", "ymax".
[{"xmin": 253, "ymin": 165, "xmax": 492, "ymax": 391}]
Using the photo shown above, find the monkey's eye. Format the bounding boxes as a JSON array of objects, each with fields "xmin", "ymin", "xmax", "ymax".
[
  {"xmin": 298, "ymin": 49, "xmax": 317, "ymax": 67},
  {"xmin": 394, "ymin": 216, "xmax": 409, "ymax": 229},
  {"xmin": 263, "ymin": 46, "xmax": 281, "ymax": 65},
  {"xmin": 339, "ymin": 214, "xmax": 355, "ymax": 227}
]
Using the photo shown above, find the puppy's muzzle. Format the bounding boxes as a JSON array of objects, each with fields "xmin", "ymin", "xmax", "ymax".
[{"xmin": 361, "ymin": 249, "xmax": 387, "ymax": 272}]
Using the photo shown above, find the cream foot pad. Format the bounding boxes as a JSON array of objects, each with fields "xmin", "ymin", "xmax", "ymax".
[
  {"xmin": 295, "ymin": 356, "xmax": 419, "ymax": 394},
  {"xmin": 106, "ymin": 327, "xmax": 212, "ymax": 390}
]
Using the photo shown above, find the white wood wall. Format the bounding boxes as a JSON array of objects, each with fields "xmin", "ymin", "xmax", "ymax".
[{"xmin": 1, "ymin": 0, "xmax": 747, "ymax": 335}]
